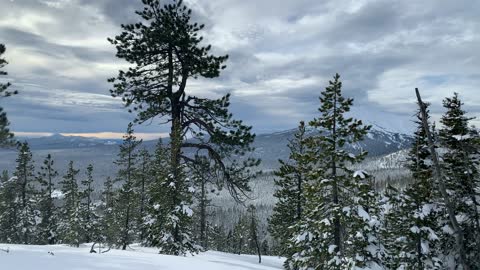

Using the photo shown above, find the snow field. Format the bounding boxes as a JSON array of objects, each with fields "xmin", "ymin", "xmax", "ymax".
[{"xmin": 0, "ymin": 244, "xmax": 285, "ymax": 270}]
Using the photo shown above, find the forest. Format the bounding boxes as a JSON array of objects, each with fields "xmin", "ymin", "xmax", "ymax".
[{"xmin": 1, "ymin": 0, "xmax": 479, "ymax": 270}]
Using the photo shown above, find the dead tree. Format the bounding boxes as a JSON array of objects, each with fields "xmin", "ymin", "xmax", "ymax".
[{"xmin": 415, "ymin": 88, "xmax": 469, "ymax": 270}]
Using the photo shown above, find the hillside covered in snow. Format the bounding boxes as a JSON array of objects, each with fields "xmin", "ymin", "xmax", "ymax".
[{"xmin": 0, "ymin": 244, "xmax": 284, "ymax": 270}]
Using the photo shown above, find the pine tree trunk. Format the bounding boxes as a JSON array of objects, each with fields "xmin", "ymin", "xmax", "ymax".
[
  {"xmin": 86, "ymin": 183, "xmax": 91, "ymax": 243},
  {"xmin": 122, "ymin": 199, "xmax": 131, "ymax": 250},
  {"xmin": 171, "ymin": 115, "xmax": 182, "ymax": 247},
  {"xmin": 332, "ymin": 87, "xmax": 343, "ymax": 256},
  {"xmin": 200, "ymin": 179, "xmax": 207, "ymax": 249},
  {"xmin": 254, "ymin": 232, "xmax": 261, "ymax": 264},
  {"xmin": 122, "ymin": 149, "xmax": 133, "ymax": 250},
  {"xmin": 415, "ymin": 88, "xmax": 470, "ymax": 270},
  {"xmin": 21, "ymin": 162, "xmax": 28, "ymax": 244},
  {"xmin": 296, "ymin": 173, "xmax": 302, "ymax": 221},
  {"xmin": 48, "ymin": 167, "xmax": 54, "ymax": 245},
  {"xmin": 140, "ymin": 167, "xmax": 146, "ymax": 242}
]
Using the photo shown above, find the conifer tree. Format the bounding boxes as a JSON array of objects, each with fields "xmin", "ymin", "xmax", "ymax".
[
  {"xmin": 247, "ymin": 205, "xmax": 262, "ymax": 263},
  {"xmin": 226, "ymin": 229, "xmax": 235, "ymax": 253},
  {"xmin": 0, "ymin": 44, "xmax": 17, "ymax": 147},
  {"xmin": 415, "ymin": 89, "xmax": 470, "ymax": 269},
  {"xmin": 261, "ymin": 240, "xmax": 270, "ymax": 256},
  {"xmin": 232, "ymin": 215, "xmax": 249, "ymax": 255},
  {"xmin": 383, "ymin": 107, "xmax": 442, "ymax": 269},
  {"xmin": 269, "ymin": 121, "xmax": 309, "ymax": 262},
  {"xmin": 148, "ymin": 126, "xmax": 198, "ymax": 255},
  {"xmin": 0, "ymin": 170, "xmax": 18, "ymax": 243},
  {"xmin": 80, "ymin": 164, "xmax": 99, "ymax": 243},
  {"xmin": 108, "ymin": 0, "xmax": 259, "ymax": 209},
  {"xmin": 136, "ymin": 148, "xmax": 152, "ymax": 242},
  {"xmin": 385, "ymin": 106, "xmax": 442, "ymax": 269},
  {"xmin": 289, "ymin": 74, "xmax": 384, "ymax": 269},
  {"xmin": 14, "ymin": 142, "xmax": 38, "ymax": 244},
  {"xmin": 99, "ymin": 177, "xmax": 118, "ymax": 248},
  {"xmin": 191, "ymin": 155, "xmax": 214, "ymax": 250},
  {"xmin": 145, "ymin": 139, "xmax": 170, "ymax": 247},
  {"xmin": 208, "ymin": 224, "xmax": 227, "ymax": 252},
  {"xmin": 439, "ymin": 93, "xmax": 480, "ymax": 267},
  {"xmin": 37, "ymin": 154, "xmax": 59, "ymax": 244},
  {"xmin": 114, "ymin": 123, "xmax": 142, "ymax": 250},
  {"xmin": 59, "ymin": 161, "xmax": 82, "ymax": 247},
  {"xmin": 380, "ymin": 184, "xmax": 406, "ymax": 269}
]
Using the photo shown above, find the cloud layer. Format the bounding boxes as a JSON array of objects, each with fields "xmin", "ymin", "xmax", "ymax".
[{"xmin": 1, "ymin": 0, "xmax": 480, "ymax": 137}]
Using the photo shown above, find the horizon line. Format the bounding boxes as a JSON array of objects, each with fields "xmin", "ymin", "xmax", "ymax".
[{"xmin": 13, "ymin": 132, "xmax": 170, "ymax": 140}]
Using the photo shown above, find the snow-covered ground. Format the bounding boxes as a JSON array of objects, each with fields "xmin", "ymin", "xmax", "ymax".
[{"xmin": 0, "ymin": 244, "xmax": 284, "ymax": 270}]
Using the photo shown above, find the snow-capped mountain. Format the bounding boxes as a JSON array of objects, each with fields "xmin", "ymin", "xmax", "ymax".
[
  {"xmin": 0, "ymin": 126, "xmax": 413, "ymax": 185},
  {"xmin": 251, "ymin": 125, "xmax": 413, "ymax": 169}
]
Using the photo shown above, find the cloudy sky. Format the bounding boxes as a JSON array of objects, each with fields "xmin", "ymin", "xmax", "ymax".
[{"xmin": 0, "ymin": 0, "xmax": 479, "ymax": 139}]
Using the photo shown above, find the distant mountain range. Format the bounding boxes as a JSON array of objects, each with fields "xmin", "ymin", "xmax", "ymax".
[
  {"xmin": 251, "ymin": 124, "xmax": 413, "ymax": 169},
  {"xmin": 19, "ymin": 133, "xmax": 124, "ymax": 150},
  {"xmin": 0, "ymin": 125, "xmax": 414, "ymax": 189}
]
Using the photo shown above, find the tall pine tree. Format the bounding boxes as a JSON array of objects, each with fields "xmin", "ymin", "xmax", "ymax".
[
  {"xmin": 13, "ymin": 142, "xmax": 38, "ymax": 244},
  {"xmin": 0, "ymin": 170, "xmax": 18, "ymax": 243},
  {"xmin": 0, "ymin": 44, "xmax": 17, "ymax": 147},
  {"xmin": 59, "ymin": 161, "xmax": 82, "ymax": 247},
  {"xmin": 99, "ymin": 176, "xmax": 118, "ymax": 248},
  {"xmin": 80, "ymin": 164, "xmax": 99, "ymax": 243},
  {"xmin": 191, "ymin": 155, "xmax": 214, "ymax": 250},
  {"xmin": 289, "ymin": 74, "xmax": 384, "ymax": 269},
  {"xmin": 380, "ymin": 184, "xmax": 406, "ymax": 269},
  {"xmin": 136, "ymin": 148, "xmax": 152, "ymax": 243},
  {"xmin": 37, "ymin": 154, "xmax": 59, "ymax": 244},
  {"xmin": 385, "ymin": 105, "xmax": 442, "ymax": 269},
  {"xmin": 149, "ymin": 125, "xmax": 197, "ymax": 255},
  {"xmin": 269, "ymin": 121, "xmax": 309, "ymax": 265},
  {"xmin": 114, "ymin": 123, "xmax": 142, "ymax": 250},
  {"xmin": 247, "ymin": 205, "xmax": 262, "ymax": 263},
  {"xmin": 108, "ymin": 0, "xmax": 258, "ymax": 209},
  {"xmin": 439, "ymin": 93, "xmax": 480, "ymax": 268}
]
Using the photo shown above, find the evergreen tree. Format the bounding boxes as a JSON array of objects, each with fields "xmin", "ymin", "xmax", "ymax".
[
  {"xmin": 269, "ymin": 121, "xmax": 309, "ymax": 262},
  {"xmin": 80, "ymin": 164, "xmax": 99, "ymax": 243},
  {"xmin": 136, "ymin": 148, "xmax": 152, "ymax": 242},
  {"xmin": 59, "ymin": 161, "xmax": 82, "ymax": 247},
  {"xmin": 147, "ymin": 127, "xmax": 198, "ymax": 255},
  {"xmin": 0, "ymin": 170, "xmax": 18, "ymax": 243},
  {"xmin": 114, "ymin": 123, "xmax": 142, "ymax": 250},
  {"xmin": 37, "ymin": 154, "xmax": 59, "ymax": 244},
  {"xmin": 108, "ymin": 0, "xmax": 258, "ymax": 210},
  {"xmin": 0, "ymin": 44, "xmax": 17, "ymax": 147},
  {"xmin": 208, "ymin": 224, "xmax": 227, "ymax": 252},
  {"xmin": 247, "ymin": 205, "xmax": 262, "ymax": 263},
  {"xmin": 191, "ymin": 155, "xmax": 214, "ymax": 250},
  {"xmin": 439, "ymin": 93, "xmax": 480, "ymax": 268},
  {"xmin": 13, "ymin": 142, "xmax": 38, "ymax": 244},
  {"xmin": 384, "ymin": 106, "xmax": 443, "ymax": 269},
  {"xmin": 145, "ymin": 139, "xmax": 170, "ymax": 247},
  {"xmin": 380, "ymin": 184, "xmax": 406, "ymax": 269},
  {"xmin": 99, "ymin": 177, "xmax": 118, "ymax": 248},
  {"xmin": 261, "ymin": 239, "xmax": 270, "ymax": 256},
  {"xmin": 226, "ymin": 229, "xmax": 235, "ymax": 253},
  {"xmin": 232, "ymin": 215, "xmax": 249, "ymax": 255},
  {"xmin": 289, "ymin": 74, "xmax": 384, "ymax": 269}
]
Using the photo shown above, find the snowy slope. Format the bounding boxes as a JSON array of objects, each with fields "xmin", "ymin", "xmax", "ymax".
[{"xmin": 0, "ymin": 244, "xmax": 284, "ymax": 270}]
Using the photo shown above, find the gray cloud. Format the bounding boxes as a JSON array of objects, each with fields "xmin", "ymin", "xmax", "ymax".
[{"xmin": 1, "ymin": 0, "xmax": 480, "ymax": 136}]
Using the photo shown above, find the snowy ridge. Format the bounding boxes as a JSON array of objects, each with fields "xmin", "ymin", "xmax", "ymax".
[{"xmin": 355, "ymin": 149, "xmax": 409, "ymax": 171}]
